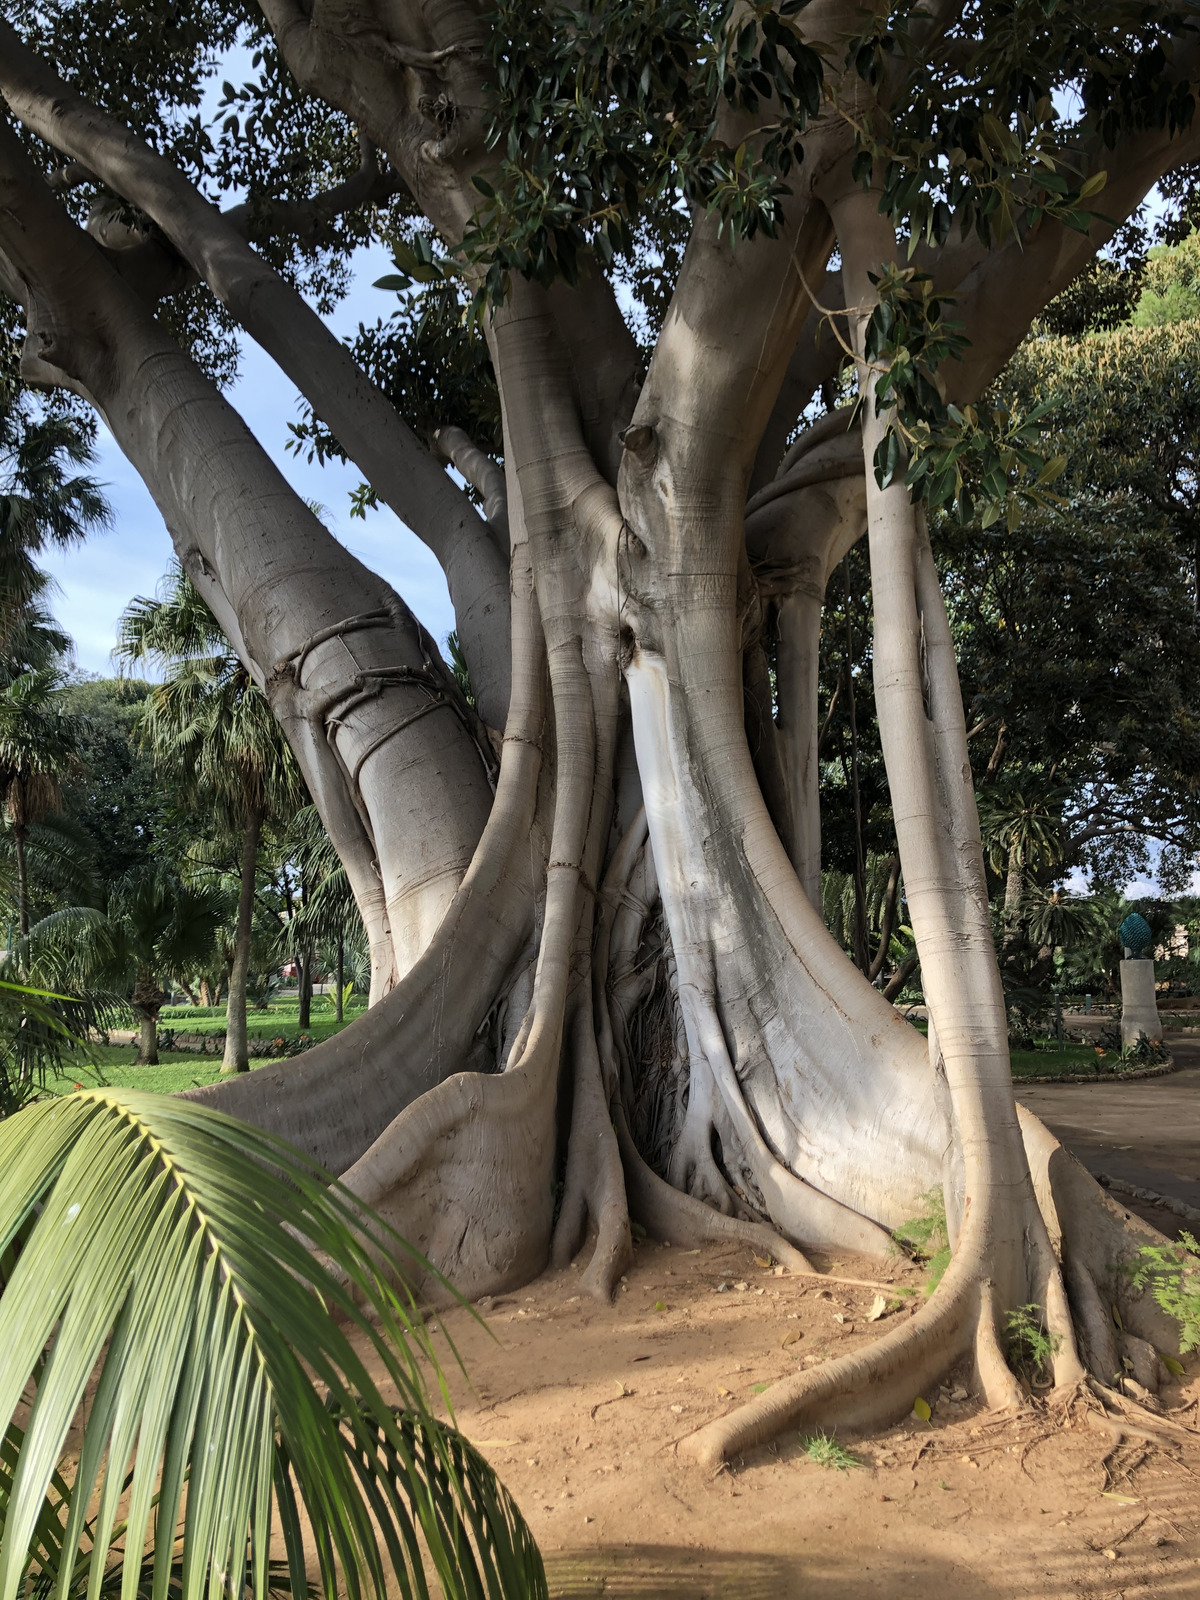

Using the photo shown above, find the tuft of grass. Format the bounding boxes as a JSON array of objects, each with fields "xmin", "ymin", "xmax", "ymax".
[
  {"xmin": 801, "ymin": 1431, "xmax": 860, "ymax": 1471},
  {"xmin": 1128, "ymin": 1231, "xmax": 1200, "ymax": 1353},
  {"xmin": 1004, "ymin": 1303, "xmax": 1061, "ymax": 1384},
  {"xmin": 892, "ymin": 1187, "xmax": 951, "ymax": 1295}
]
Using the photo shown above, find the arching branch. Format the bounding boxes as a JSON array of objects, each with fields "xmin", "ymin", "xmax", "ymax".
[{"xmin": 0, "ymin": 21, "xmax": 512, "ymax": 728}]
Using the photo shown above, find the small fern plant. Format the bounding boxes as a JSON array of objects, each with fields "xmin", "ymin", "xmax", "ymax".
[
  {"xmin": 1004, "ymin": 1303, "xmax": 1061, "ymax": 1385},
  {"xmin": 1129, "ymin": 1231, "xmax": 1200, "ymax": 1354}
]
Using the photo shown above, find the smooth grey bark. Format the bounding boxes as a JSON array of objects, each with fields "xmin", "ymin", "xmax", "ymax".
[
  {"xmin": 0, "ymin": 116, "xmax": 493, "ymax": 996},
  {"xmin": 4, "ymin": 0, "xmax": 1199, "ymax": 1469},
  {"xmin": 221, "ymin": 803, "xmax": 263, "ymax": 1076},
  {"xmin": 0, "ymin": 23, "xmax": 511, "ymax": 730}
]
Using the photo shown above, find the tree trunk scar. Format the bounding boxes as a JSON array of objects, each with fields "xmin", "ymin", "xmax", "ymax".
[
  {"xmin": 276, "ymin": 607, "xmax": 393, "ymax": 684},
  {"xmin": 348, "ymin": 697, "xmax": 454, "ymax": 787}
]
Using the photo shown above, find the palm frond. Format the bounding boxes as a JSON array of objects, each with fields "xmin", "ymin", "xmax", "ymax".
[{"xmin": 0, "ymin": 1090, "xmax": 546, "ymax": 1600}]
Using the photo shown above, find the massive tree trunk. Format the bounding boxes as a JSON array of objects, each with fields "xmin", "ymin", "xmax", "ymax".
[
  {"xmin": 221, "ymin": 803, "xmax": 263, "ymax": 1076},
  {"xmin": 1, "ymin": 3, "xmax": 1198, "ymax": 1467}
]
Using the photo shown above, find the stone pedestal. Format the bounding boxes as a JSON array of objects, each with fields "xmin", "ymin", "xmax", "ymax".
[{"xmin": 1120, "ymin": 959, "xmax": 1161, "ymax": 1048}]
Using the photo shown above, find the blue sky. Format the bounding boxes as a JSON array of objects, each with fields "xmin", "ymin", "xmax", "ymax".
[{"xmin": 43, "ymin": 243, "xmax": 457, "ymax": 677}]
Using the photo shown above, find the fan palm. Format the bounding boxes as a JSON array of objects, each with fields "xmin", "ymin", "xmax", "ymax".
[
  {"xmin": 0, "ymin": 397, "xmax": 109, "ymax": 648},
  {"xmin": 29, "ymin": 867, "xmax": 228, "ymax": 1064},
  {"xmin": 117, "ymin": 564, "xmax": 305, "ymax": 1074},
  {"xmin": 0, "ymin": 666, "xmax": 83, "ymax": 944},
  {"xmin": 0, "ymin": 1088, "xmax": 546, "ymax": 1599}
]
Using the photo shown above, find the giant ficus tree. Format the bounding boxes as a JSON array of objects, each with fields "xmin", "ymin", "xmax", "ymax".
[{"xmin": 0, "ymin": 0, "xmax": 1197, "ymax": 1463}]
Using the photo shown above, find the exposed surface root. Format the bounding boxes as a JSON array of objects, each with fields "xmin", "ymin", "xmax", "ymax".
[
  {"xmin": 616, "ymin": 1106, "xmax": 813, "ymax": 1273},
  {"xmin": 679, "ymin": 1262, "xmax": 976, "ymax": 1466},
  {"xmin": 1019, "ymin": 1106, "xmax": 1185, "ymax": 1369},
  {"xmin": 551, "ymin": 995, "xmax": 633, "ymax": 1301},
  {"xmin": 337, "ymin": 1062, "xmax": 558, "ymax": 1304}
]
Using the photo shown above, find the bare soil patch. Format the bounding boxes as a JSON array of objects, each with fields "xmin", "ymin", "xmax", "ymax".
[{"xmin": 413, "ymin": 1239, "xmax": 1200, "ymax": 1599}]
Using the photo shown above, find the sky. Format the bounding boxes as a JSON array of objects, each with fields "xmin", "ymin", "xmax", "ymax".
[{"xmin": 42, "ymin": 240, "xmax": 458, "ymax": 676}]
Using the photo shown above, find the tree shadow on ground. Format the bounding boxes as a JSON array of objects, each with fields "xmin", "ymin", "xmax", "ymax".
[
  {"xmin": 544, "ymin": 1537, "xmax": 1200, "ymax": 1599},
  {"xmin": 542, "ymin": 1543, "xmax": 1006, "ymax": 1599}
]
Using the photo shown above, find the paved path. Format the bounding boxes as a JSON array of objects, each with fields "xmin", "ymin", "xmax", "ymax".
[{"xmin": 1019, "ymin": 1034, "xmax": 1200, "ymax": 1212}]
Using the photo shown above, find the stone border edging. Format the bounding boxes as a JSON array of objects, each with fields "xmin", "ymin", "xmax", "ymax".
[
  {"xmin": 104, "ymin": 1028, "xmax": 293, "ymax": 1059},
  {"xmin": 1017, "ymin": 1054, "xmax": 1176, "ymax": 1086},
  {"xmin": 1097, "ymin": 1172, "xmax": 1200, "ymax": 1227}
]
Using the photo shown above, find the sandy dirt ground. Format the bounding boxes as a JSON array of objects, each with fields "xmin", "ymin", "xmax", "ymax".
[{"xmin": 412, "ymin": 1237, "xmax": 1200, "ymax": 1600}]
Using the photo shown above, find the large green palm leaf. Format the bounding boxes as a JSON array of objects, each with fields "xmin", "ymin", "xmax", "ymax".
[{"xmin": 0, "ymin": 1091, "xmax": 545, "ymax": 1600}]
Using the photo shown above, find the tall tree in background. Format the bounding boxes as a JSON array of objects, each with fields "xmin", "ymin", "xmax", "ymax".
[
  {"xmin": 31, "ymin": 865, "xmax": 228, "ymax": 1064},
  {"xmin": 0, "ymin": 387, "xmax": 108, "ymax": 641},
  {"xmin": 0, "ymin": 381, "xmax": 108, "ymax": 947},
  {"xmin": 0, "ymin": 666, "xmax": 81, "ymax": 944},
  {"xmin": 289, "ymin": 803, "xmax": 369, "ymax": 1023},
  {"xmin": 2, "ymin": 0, "xmax": 1200, "ymax": 1462},
  {"xmin": 117, "ymin": 563, "xmax": 305, "ymax": 1073}
]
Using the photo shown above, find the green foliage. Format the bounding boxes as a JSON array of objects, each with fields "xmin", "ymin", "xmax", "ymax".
[
  {"xmin": 1132, "ymin": 229, "xmax": 1200, "ymax": 326},
  {"xmin": 59, "ymin": 677, "xmax": 161, "ymax": 883},
  {"xmin": 0, "ymin": 391, "xmax": 109, "ymax": 590},
  {"xmin": 864, "ymin": 265, "xmax": 1066, "ymax": 529},
  {"xmin": 0, "ymin": 664, "xmax": 84, "ymax": 831},
  {"xmin": 446, "ymin": 631, "xmax": 476, "ymax": 710},
  {"xmin": 313, "ymin": 277, "xmax": 502, "ymax": 483},
  {"xmin": 1121, "ymin": 1034, "xmax": 1170, "ymax": 1065},
  {"xmin": 28, "ymin": 866, "xmax": 229, "ymax": 1028},
  {"xmin": 892, "ymin": 1188, "xmax": 951, "ymax": 1296},
  {"xmin": 1003, "ymin": 1303, "xmax": 1061, "ymax": 1384},
  {"xmin": 463, "ymin": 0, "xmax": 823, "ymax": 306},
  {"xmin": 801, "ymin": 1432, "xmax": 860, "ymax": 1471},
  {"xmin": 1129, "ymin": 1231, "xmax": 1200, "ymax": 1353},
  {"xmin": 0, "ymin": 975, "xmax": 114, "ymax": 1120},
  {"xmin": 851, "ymin": 1, "xmax": 1195, "ymax": 251},
  {"xmin": 116, "ymin": 562, "xmax": 305, "ymax": 837},
  {"xmin": 0, "ymin": 1088, "xmax": 546, "ymax": 1599}
]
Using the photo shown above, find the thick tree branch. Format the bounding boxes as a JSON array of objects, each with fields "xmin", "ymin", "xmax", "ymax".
[
  {"xmin": 433, "ymin": 425, "xmax": 508, "ymax": 542},
  {"xmin": 0, "ymin": 112, "xmax": 494, "ymax": 986},
  {"xmin": 0, "ymin": 21, "xmax": 512, "ymax": 728},
  {"xmin": 945, "ymin": 45, "xmax": 1200, "ymax": 403},
  {"xmin": 222, "ymin": 135, "xmax": 406, "ymax": 249}
]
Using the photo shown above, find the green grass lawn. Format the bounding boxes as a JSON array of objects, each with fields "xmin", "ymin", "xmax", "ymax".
[
  {"xmin": 36, "ymin": 1017, "xmax": 1151, "ymax": 1102},
  {"xmin": 44, "ymin": 1003, "xmax": 366, "ymax": 1097},
  {"xmin": 155, "ymin": 1000, "xmax": 367, "ymax": 1041},
  {"xmin": 905, "ymin": 1016, "xmax": 1145, "ymax": 1079},
  {"xmin": 44, "ymin": 1046, "xmax": 227, "ymax": 1097},
  {"xmin": 1008, "ymin": 1042, "xmax": 1117, "ymax": 1079}
]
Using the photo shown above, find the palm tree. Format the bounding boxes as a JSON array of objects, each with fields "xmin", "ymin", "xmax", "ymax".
[
  {"xmin": 978, "ymin": 783, "xmax": 1070, "ymax": 954},
  {"xmin": 0, "ymin": 666, "xmax": 82, "ymax": 946},
  {"xmin": 116, "ymin": 564, "xmax": 305, "ymax": 1074},
  {"xmin": 288, "ymin": 803, "xmax": 367, "ymax": 1022},
  {"xmin": 0, "ymin": 1089, "xmax": 546, "ymax": 1598},
  {"xmin": 0, "ymin": 393, "xmax": 108, "ymax": 955},
  {"xmin": 30, "ymin": 866, "xmax": 228, "ymax": 1064},
  {"xmin": 0, "ymin": 397, "xmax": 109, "ymax": 647}
]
